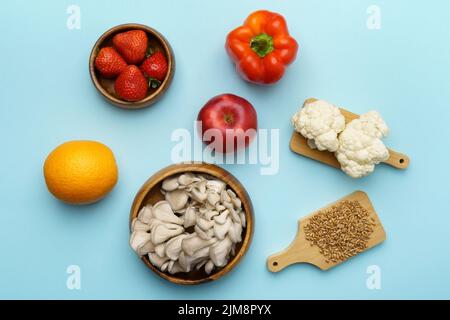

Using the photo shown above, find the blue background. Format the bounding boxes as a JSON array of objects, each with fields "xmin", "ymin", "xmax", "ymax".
[{"xmin": 1, "ymin": 0, "xmax": 449, "ymax": 299}]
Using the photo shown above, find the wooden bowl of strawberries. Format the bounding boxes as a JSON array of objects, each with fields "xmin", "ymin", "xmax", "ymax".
[{"xmin": 89, "ymin": 23, "xmax": 175, "ymax": 109}]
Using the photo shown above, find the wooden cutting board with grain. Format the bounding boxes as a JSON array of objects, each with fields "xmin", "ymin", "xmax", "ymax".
[
  {"xmin": 290, "ymin": 98, "xmax": 410, "ymax": 170},
  {"xmin": 267, "ymin": 191, "xmax": 386, "ymax": 272}
]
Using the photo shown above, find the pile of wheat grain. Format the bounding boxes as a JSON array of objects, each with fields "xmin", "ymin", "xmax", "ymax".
[{"xmin": 304, "ymin": 200, "xmax": 375, "ymax": 263}]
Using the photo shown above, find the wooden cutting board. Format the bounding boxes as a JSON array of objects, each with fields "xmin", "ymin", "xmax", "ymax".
[
  {"xmin": 290, "ymin": 98, "xmax": 410, "ymax": 170},
  {"xmin": 267, "ymin": 191, "xmax": 386, "ymax": 272}
]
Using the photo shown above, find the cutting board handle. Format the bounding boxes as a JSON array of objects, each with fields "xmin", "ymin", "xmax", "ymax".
[
  {"xmin": 386, "ymin": 150, "xmax": 410, "ymax": 169},
  {"xmin": 267, "ymin": 245, "xmax": 309, "ymax": 272},
  {"xmin": 267, "ymin": 230, "xmax": 310, "ymax": 273}
]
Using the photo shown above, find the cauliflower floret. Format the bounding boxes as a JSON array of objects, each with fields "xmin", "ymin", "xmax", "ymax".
[
  {"xmin": 292, "ymin": 100, "xmax": 346, "ymax": 152},
  {"xmin": 357, "ymin": 111, "xmax": 389, "ymax": 139},
  {"xmin": 336, "ymin": 111, "xmax": 390, "ymax": 178}
]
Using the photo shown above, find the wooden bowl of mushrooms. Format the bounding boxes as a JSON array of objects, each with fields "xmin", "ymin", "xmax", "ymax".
[
  {"xmin": 89, "ymin": 23, "xmax": 175, "ymax": 109},
  {"xmin": 129, "ymin": 163, "xmax": 254, "ymax": 285}
]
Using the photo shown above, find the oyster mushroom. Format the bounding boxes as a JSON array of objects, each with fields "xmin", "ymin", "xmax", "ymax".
[
  {"xmin": 151, "ymin": 223, "xmax": 184, "ymax": 245},
  {"xmin": 230, "ymin": 243, "xmax": 236, "ymax": 256},
  {"xmin": 207, "ymin": 192, "xmax": 221, "ymax": 206},
  {"xmin": 221, "ymin": 190, "xmax": 231, "ymax": 203},
  {"xmin": 168, "ymin": 262, "xmax": 183, "ymax": 274},
  {"xmin": 214, "ymin": 216, "xmax": 233, "ymax": 240},
  {"xmin": 130, "ymin": 230, "xmax": 155, "ymax": 256},
  {"xmin": 137, "ymin": 240, "xmax": 155, "ymax": 256},
  {"xmin": 178, "ymin": 173, "xmax": 201, "ymax": 186},
  {"xmin": 155, "ymin": 243, "xmax": 166, "ymax": 258},
  {"xmin": 194, "ymin": 180, "xmax": 207, "ymax": 193},
  {"xmin": 228, "ymin": 221, "xmax": 242, "ymax": 243},
  {"xmin": 153, "ymin": 201, "xmax": 183, "ymax": 225},
  {"xmin": 215, "ymin": 204, "xmax": 226, "ymax": 212},
  {"xmin": 223, "ymin": 201, "xmax": 233, "ymax": 210},
  {"xmin": 210, "ymin": 237, "xmax": 232, "ymax": 267},
  {"xmin": 195, "ymin": 225, "xmax": 214, "ymax": 240},
  {"xmin": 162, "ymin": 176, "xmax": 179, "ymax": 191},
  {"xmin": 181, "ymin": 235, "xmax": 217, "ymax": 256},
  {"xmin": 148, "ymin": 218, "xmax": 164, "ymax": 230},
  {"xmin": 137, "ymin": 206, "xmax": 153, "ymax": 224},
  {"xmin": 165, "ymin": 234, "xmax": 188, "ymax": 260},
  {"xmin": 195, "ymin": 259, "xmax": 208, "ymax": 270},
  {"xmin": 205, "ymin": 260, "xmax": 215, "ymax": 274},
  {"xmin": 179, "ymin": 247, "xmax": 210, "ymax": 272},
  {"xmin": 160, "ymin": 261, "xmax": 170, "ymax": 272},
  {"xmin": 165, "ymin": 189, "xmax": 189, "ymax": 211},
  {"xmin": 205, "ymin": 210, "xmax": 220, "ymax": 221},
  {"xmin": 176, "ymin": 209, "xmax": 187, "ymax": 215},
  {"xmin": 231, "ymin": 197, "xmax": 242, "ymax": 210},
  {"xmin": 206, "ymin": 180, "xmax": 226, "ymax": 194},
  {"xmin": 239, "ymin": 211, "xmax": 246, "ymax": 228},
  {"xmin": 229, "ymin": 207, "xmax": 241, "ymax": 224},
  {"xmin": 227, "ymin": 189, "xmax": 237, "ymax": 198},
  {"xmin": 148, "ymin": 253, "xmax": 170, "ymax": 268},
  {"xmin": 131, "ymin": 218, "xmax": 151, "ymax": 232},
  {"xmin": 130, "ymin": 230, "xmax": 151, "ymax": 252},
  {"xmin": 183, "ymin": 206, "xmax": 197, "ymax": 228},
  {"xmin": 130, "ymin": 172, "xmax": 247, "ymax": 276},
  {"xmin": 197, "ymin": 217, "xmax": 214, "ymax": 231},
  {"xmin": 214, "ymin": 210, "xmax": 229, "ymax": 225},
  {"xmin": 190, "ymin": 188, "xmax": 207, "ymax": 203}
]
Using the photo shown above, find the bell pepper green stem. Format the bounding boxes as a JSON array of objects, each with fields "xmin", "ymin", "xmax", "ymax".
[{"xmin": 250, "ymin": 33, "xmax": 274, "ymax": 58}]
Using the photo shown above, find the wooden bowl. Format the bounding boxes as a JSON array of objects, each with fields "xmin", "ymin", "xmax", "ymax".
[
  {"xmin": 89, "ymin": 23, "xmax": 175, "ymax": 109},
  {"xmin": 129, "ymin": 163, "xmax": 254, "ymax": 285}
]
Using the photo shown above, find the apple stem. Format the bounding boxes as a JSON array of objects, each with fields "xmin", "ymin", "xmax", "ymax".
[{"xmin": 224, "ymin": 114, "xmax": 234, "ymax": 124}]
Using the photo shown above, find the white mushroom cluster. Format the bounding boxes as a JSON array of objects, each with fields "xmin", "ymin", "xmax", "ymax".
[{"xmin": 130, "ymin": 173, "xmax": 246, "ymax": 275}]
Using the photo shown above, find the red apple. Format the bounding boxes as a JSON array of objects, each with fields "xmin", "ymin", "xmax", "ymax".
[{"xmin": 197, "ymin": 94, "xmax": 258, "ymax": 153}]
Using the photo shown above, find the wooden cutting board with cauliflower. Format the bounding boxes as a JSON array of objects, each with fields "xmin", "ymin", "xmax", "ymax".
[{"xmin": 291, "ymin": 98, "xmax": 409, "ymax": 178}]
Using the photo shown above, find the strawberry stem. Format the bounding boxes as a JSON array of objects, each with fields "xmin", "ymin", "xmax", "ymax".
[
  {"xmin": 146, "ymin": 47, "xmax": 154, "ymax": 58},
  {"xmin": 149, "ymin": 77, "xmax": 161, "ymax": 89}
]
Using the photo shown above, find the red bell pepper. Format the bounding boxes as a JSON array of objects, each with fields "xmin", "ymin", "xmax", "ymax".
[{"xmin": 226, "ymin": 10, "xmax": 299, "ymax": 85}]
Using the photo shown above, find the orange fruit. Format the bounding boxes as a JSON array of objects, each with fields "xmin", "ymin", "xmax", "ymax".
[{"xmin": 44, "ymin": 140, "xmax": 118, "ymax": 205}]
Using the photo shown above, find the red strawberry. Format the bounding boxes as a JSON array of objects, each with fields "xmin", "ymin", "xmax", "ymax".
[
  {"xmin": 95, "ymin": 47, "xmax": 127, "ymax": 78},
  {"xmin": 112, "ymin": 30, "xmax": 148, "ymax": 64},
  {"xmin": 140, "ymin": 51, "xmax": 168, "ymax": 88},
  {"xmin": 114, "ymin": 65, "xmax": 148, "ymax": 101}
]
